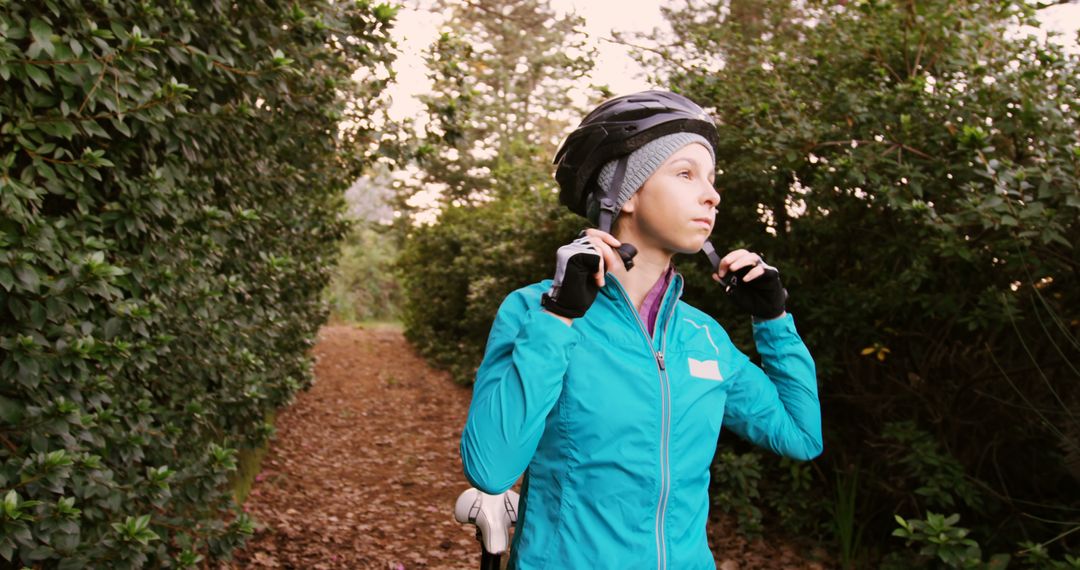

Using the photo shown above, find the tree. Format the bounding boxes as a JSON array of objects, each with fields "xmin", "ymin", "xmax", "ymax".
[
  {"xmin": 396, "ymin": 0, "xmax": 599, "ymax": 382},
  {"xmin": 407, "ymin": 0, "xmax": 594, "ymax": 206}
]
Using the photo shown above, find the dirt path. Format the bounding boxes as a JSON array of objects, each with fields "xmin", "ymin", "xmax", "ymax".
[{"xmin": 229, "ymin": 324, "xmax": 826, "ymax": 569}]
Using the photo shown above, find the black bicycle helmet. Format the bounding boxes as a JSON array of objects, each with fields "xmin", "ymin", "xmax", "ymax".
[{"xmin": 553, "ymin": 90, "xmax": 720, "ymax": 221}]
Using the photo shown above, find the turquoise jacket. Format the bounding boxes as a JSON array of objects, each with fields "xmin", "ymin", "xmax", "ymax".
[{"xmin": 460, "ymin": 271, "xmax": 822, "ymax": 570}]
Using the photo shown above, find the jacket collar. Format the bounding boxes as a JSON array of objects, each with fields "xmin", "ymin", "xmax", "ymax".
[{"xmin": 599, "ymin": 264, "xmax": 684, "ymax": 304}]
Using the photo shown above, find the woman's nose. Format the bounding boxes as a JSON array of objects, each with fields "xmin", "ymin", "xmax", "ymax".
[{"xmin": 702, "ymin": 183, "xmax": 721, "ymax": 207}]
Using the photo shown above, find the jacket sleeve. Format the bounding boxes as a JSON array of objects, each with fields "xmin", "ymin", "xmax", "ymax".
[
  {"xmin": 722, "ymin": 313, "xmax": 823, "ymax": 461},
  {"xmin": 460, "ymin": 288, "xmax": 580, "ymax": 494}
]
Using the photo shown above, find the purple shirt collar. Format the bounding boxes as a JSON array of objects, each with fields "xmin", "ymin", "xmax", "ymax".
[{"xmin": 639, "ymin": 265, "xmax": 675, "ymax": 337}]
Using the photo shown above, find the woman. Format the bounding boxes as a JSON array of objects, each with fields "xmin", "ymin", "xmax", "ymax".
[{"xmin": 459, "ymin": 90, "xmax": 822, "ymax": 569}]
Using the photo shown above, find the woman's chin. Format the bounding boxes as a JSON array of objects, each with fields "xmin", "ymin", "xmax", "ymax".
[{"xmin": 671, "ymin": 236, "xmax": 710, "ymax": 255}]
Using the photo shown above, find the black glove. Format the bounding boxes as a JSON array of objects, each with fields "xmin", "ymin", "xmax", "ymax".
[
  {"xmin": 719, "ymin": 259, "xmax": 788, "ymax": 320},
  {"xmin": 541, "ymin": 236, "xmax": 602, "ymax": 319}
]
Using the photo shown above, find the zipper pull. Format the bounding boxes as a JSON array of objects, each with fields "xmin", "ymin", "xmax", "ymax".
[{"xmin": 657, "ymin": 351, "xmax": 666, "ymax": 370}]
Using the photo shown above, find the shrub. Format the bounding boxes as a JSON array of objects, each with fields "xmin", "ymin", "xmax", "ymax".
[
  {"xmin": 710, "ymin": 444, "xmax": 829, "ymax": 542},
  {"xmin": 890, "ymin": 512, "xmax": 1080, "ymax": 569},
  {"xmin": 710, "ymin": 448, "xmax": 764, "ymax": 536},
  {"xmin": 0, "ymin": 1, "xmax": 394, "ymax": 566},
  {"xmin": 397, "ymin": 190, "xmax": 580, "ymax": 384},
  {"xmin": 891, "ymin": 512, "xmax": 1011, "ymax": 570},
  {"xmin": 881, "ymin": 420, "xmax": 985, "ymax": 514},
  {"xmin": 326, "ymin": 222, "xmax": 402, "ymax": 323}
]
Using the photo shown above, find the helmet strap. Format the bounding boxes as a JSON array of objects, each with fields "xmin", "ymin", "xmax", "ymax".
[
  {"xmin": 596, "ymin": 156, "xmax": 638, "ymax": 270},
  {"xmin": 701, "ymin": 239, "xmax": 722, "ymax": 272},
  {"xmin": 597, "ymin": 156, "xmax": 630, "ymax": 235}
]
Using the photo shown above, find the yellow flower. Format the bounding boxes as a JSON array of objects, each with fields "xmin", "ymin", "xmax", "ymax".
[{"xmin": 861, "ymin": 344, "xmax": 891, "ymax": 361}]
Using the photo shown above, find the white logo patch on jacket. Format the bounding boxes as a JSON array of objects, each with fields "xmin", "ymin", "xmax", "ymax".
[{"xmin": 688, "ymin": 358, "xmax": 723, "ymax": 382}]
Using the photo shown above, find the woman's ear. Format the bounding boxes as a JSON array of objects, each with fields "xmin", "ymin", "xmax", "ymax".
[{"xmin": 620, "ymin": 193, "xmax": 638, "ymax": 215}]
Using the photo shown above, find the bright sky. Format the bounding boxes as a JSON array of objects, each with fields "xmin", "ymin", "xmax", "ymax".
[
  {"xmin": 384, "ymin": 0, "xmax": 1080, "ymax": 123},
  {"xmin": 385, "ymin": 0, "xmax": 670, "ymax": 123}
]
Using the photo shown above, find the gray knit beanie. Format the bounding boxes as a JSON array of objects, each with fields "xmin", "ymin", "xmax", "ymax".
[{"xmin": 587, "ymin": 132, "xmax": 716, "ymax": 224}]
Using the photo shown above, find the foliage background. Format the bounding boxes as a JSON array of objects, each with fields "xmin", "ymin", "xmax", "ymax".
[
  {"xmin": 639, "ymin": 0, "xmax": 1079, "ymax": 563},
  {"xmin": 0, "ymin": 0, "xmax": 394, "ymax": 566}
]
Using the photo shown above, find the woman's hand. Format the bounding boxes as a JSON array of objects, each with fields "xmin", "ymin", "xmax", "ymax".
[
  {"xmin": 712, "ymin": 249, "xmax": 788, "ymax": 320},
  {"xmin": 579, "ymin": 228, "xmax": 624, "ymax": 287},
  {"xmin": 540, "ymin": 229, "xmax": 624, "ymax": 322}
]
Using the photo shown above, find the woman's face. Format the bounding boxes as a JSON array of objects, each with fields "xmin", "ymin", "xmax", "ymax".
[{"xmin": 619, "ymin": 142, "xmax": 720, "ymax": 255}]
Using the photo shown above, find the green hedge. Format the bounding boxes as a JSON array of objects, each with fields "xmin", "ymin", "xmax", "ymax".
[{"xmin": 0, "ymin": 1, "xmax": 394, "ymax": 566}]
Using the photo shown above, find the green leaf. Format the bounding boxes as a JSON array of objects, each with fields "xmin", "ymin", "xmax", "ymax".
[
  {"xmin": 24, "ymin": 64, "xmax": 52, "ymax": 88},
  {"xmin": 0, "ymin": 267, "xmax": 13, "ymax": 292},
  {"xmin": 110, "ymin": 117, "xmax": 132, "ymax": 138},
  {"xmin": 26, "ymin": 545, "xmax": 54, "ymax": 561},
  {"xmin": 39, "ymin": 120, "xmax": 76, "ymax": 140},
  {"xmin": 29, "ymin": 302, "xmax": 46, "ymax": 328},
  {"xmin": 81, "ymin": 120, "xmax": 110, "ymax": 139},
  {"xmin": 14, "ymin": 264, "xmax": 40, "ymax": 290},
  {"xmin": 28, "ymin": 38, "xmax": 54, "ymax": 59},
  {"xmin": 0, "ymin": 395, "xmax": 24, "ymax": 424},
  {"xmin": 16, "ymin": 356, "xmax": 41, "ymax": 388},
  {"xmin": 103, "ymin": 317, "xmax": 122, "ymax": 339},
  {"xmin": 29, "ymin": 18, "xmax": 53, "ymax": 44},
  {"xmin": 373, "ymin": 3, "xmax": 398, "ymax": 23}
]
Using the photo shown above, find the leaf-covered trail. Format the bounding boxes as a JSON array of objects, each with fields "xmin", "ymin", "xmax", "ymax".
[
  {"xmin": 228, "ymin": 324, "xmax": 476, "ymax": 569},
  {"xmin": 229, "ymin": 324, "xmax": 826, "ymax": 569}
]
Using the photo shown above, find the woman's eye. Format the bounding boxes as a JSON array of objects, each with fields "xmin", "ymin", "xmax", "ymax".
[{"xmin": 679, "ymin": 171, "xmax": 691, "ymax": 179}]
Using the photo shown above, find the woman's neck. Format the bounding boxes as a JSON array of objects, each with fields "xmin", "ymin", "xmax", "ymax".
[{"xmin": 608, "ymin": 240, "xmax": 673, "ymax": 310}]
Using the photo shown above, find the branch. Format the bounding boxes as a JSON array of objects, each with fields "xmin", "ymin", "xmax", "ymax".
[
  {"xmin": 0, "ymin": 433, "xmax": 18, "ymax": 454},
  {"xmin": 598, "ymin": 35, "xmax": 698, "ymax": 78},
  {"xmin": 457, "ymin": 0, "xmax": 539, "ymax": 27},
  {"xmin": 26, "ymin": 149, "xmax": 79, "ymax": 165},
  {"xmin": 32, "ymin": 92, "xmax": 181, "ymax": 128},
  {"xmin": 78, "ymin": 55, "xmax": 112, "ymax": 116},
  {"xmin": 1034, "ymin": 0, "xmax": 1079, "ymax": 9},
  {"xmin": 812, "ymin": 138, "xmax": 935, "ymax": 161},
  {"xmin": 18, "ymin": 57, "xmax": 91, "ymax": 65},
  {"xmin": 870, "ymin": 47, "xmax": 904, "ymax": 83},
  {"xmin": 179, "ymin": 44, "xmax": 261, "ymax": 77}
]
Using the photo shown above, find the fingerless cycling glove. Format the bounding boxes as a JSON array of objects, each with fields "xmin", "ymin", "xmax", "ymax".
[
  {"xmin": 720, "ymin": 261, "xmax": 789, "ymax": 320},
  {"xmin": 541, "ymin": 236, "xmax": 601, "ymax": 319}
]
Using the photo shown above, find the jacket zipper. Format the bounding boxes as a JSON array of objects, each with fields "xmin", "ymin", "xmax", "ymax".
[{"xmin": 608, "ymin": 275, "xmax": 682, "ymax": 570}]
